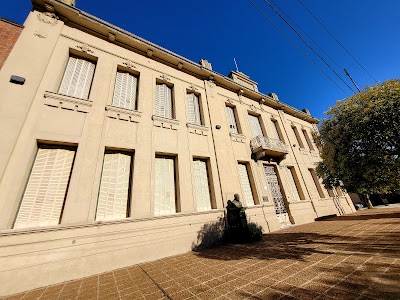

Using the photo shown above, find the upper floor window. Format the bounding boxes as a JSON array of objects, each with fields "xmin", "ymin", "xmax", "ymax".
[
  {"xmin": 59, "ymin": 56, "xmax": 96, "ymax": 100},
  {"xmin": 225, "ymin": 105, "xmax": 239, "ymax": 134},
  {"xmin": 271, "ymin": 119, "xmax": 285, "ymax": 143},
  {"xmin": 155, "ymin": 83, "xmax": 173, "ymax": 119},
  {"xmin": 291, "ymin": 125, "xmax": 305, "ymax": 148},
  {"xmin": 186, "ymin": 93, "xmax": 201, "ymax": 125},
  {"xmin": 302, "ymin": 129, "xmax": 315, "ymax": 151},
  {"xmin": 112, "ymin": 71, "xmax": 138, "ymax": 111},
  {"xmin": 248, "ymin": 114, "xmax": 264, "ymax": 138}
]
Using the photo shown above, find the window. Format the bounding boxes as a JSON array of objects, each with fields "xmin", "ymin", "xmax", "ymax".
[
  {"xmin": 112, "ymin": 71, "xmax": 138, "ymax": 110},
  {"xmin": 302, "ymin": 129, "xmax": 315, "ymax": 151},
  {"xmin": 186, "ymin": 93, "xmax": 201, "ymax": 125},
  {"xmin": 96, "ymin": 152, "xmax": 132, "ymax": 221},
  {"xmin": 14, "ymin": 146, "xmax": 76, "ymax": 229},
  {"xmin": 155, "ymin": 83, "xmax": 173, "ymax": 119},
  {"xmin": 193, "ymin": 159, "xmax": 212, "ymax": 211},
  {"xmin": 225, "ymin": 105, "xmax": 239, "ymax": 134},
  {"xmin": 292, "ymin": 126, "xmax": 305, "ymax": 148},
  {"xmin": 286, "ymin": 166, "xmax": 305, "ymax": 200},
  {"xmin": 309, "ymin": 168, "xmax": 324, "ymax": 198},
  {"xmin": 237, "ymin": 163, "xmax": 255, "ymax": 206},
  {"xmin": 271, "ymin": 119, "xmax": 285, "ymax": 143},
  {"xmin": 248, "ymin": 114, "xmax": 264, "ymax": 138},
  {"xmin": 59, "ymin": 56, "xmax": 96, "ymax": 99},
  {"xmin": 154, "ymin": 156, "xmax": 176, "ymax": 215}
]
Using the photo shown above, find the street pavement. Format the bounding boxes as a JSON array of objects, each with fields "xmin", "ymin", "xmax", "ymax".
[{"xmin": 2, "ymin": 206, "xmax": 400, "ymax": 300}]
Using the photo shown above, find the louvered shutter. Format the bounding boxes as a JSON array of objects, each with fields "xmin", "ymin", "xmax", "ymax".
[
  {"xmin": 165, "ymin": 85, "xmax": 173, "ymax": 119},
  {"xmin": 156, "ymin": 84, "xmax": 173, "ymax": 118},
  {"xmin": 186, "ymin": 93, "xmax": 201, "ymax": 125},
  {"xmin": 112, "ymin": 72, "xmax": 138, "ymax": 110},
  {"xmin": 238, "ymin": 163, "xmax": 254, "ymax": 206},
  {"xmin": 14, "ymin": 147, "xmax": 75, "ymax": 229},
  {"xmin": 59, "ymin": 57, "xmax": 95, "ymax": 99},
  {"xmin": 154, "ymin": 157, "xmax": 176, "ymax": 215},
  {"xmin": 193, "ymin": 160, "xmax": 211, "ymax": 211},
  {"xmin": 225, "ymin": 106, "xmax": 238, "ymax": 134},
  {"xmin": 271, "ymin": 120, "xmax": 281, "ymax": 140},
  {"xmin": 286, "ymin": 167, "xmax": 300, "ymax": 201},
  {"xmin": 96, "ymin": 153, "xmax": 131, "ymax": 221},
  {"xmin": 248, "ymin": 115, "xmax": 263, "ymax": 137}
]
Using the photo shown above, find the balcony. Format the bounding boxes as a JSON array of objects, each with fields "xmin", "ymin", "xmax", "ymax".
[{"xmin": 250, "ymin": 135, "xmax": 288, "ymax": 163}]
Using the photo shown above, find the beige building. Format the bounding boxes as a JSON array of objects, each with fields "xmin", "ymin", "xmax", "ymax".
[{"xmin": 0, "ymin": 0, "xmax": 355, "ymax": 296}]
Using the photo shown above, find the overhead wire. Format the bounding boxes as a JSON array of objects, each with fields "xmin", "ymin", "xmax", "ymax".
[
  {"xmin": 297, "ymin": 0, "xmax": 378, "ymax": 83},
  {"xmin": 261, "ymin": 0, "xmax": 356, "ymax": 94},
  {"xmin": 247, "ymin": 0, "xmax": 350, "ymax": 96}
]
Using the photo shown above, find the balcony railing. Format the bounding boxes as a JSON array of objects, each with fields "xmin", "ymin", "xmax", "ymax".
[{"xmin": 250, "ymin": 135, "xmax": 288, "ymax": 162}]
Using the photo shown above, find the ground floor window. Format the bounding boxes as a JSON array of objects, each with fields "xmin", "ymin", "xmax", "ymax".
[
  {"xmin": 193, "ymin": 159, "xmax": 212, "ymax": 211},
  {"xmin": 154, "ymin": 156, "xmax": 177, "ymax": 215},
  {"xmin": 237, "ymin": 163, "xmax": 255, "ymax": 206}
]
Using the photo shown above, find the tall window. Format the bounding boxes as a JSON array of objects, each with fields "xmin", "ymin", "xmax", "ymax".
[
  {"xmin": 238, "ymin": 163, "xmax": 255, "ymax": 206},
  {"xmin": 271, "ymin": 119, "xmax": 285, "ymax": 143},
  {"xmin": 154, "ymin": 156, "xmax": 176, "ymax": 215},
  {"xmin": 155, "ymin": 83, "xmax": 173, "ymax": 118},
  {"xmin": 309, "ymin": 168, "xmax": 324, "ymax": 198},
  {"xmin": 248, "ymin": 114, "xmax": 264, "ymax": 138},
  {"xmin": 59, "ymin": 56, "xmax": 95, "ymax": 100},
  {"xmin": 225, "ymin": 106, "xmax": 239, "ymax": 134},
  {"xmin": 96, "ymin": 152, "xmax": 132, "ymax": 221},
  {"xmin": 112, "ymin": 71, "xmax": 138, "ymax": 110},
  {"xmin": 193, "ymin": 159, "xmax": 212, "ymax": 211},
  {"xmin": 302, "ymin": 129, "xmax": 315, "ymax": 151},
  {"xmin": 292, "ymin": 126, "xmax": 305, "ymax": 148},
  {"xmin": 14, "ymin": 146, "xmax": 76, "ymax": 229},
  {"xmin": 186, "ymin": 93, "xmax": 201, "ymax": 125},
  {"xmin": 286, "ymin": 166, "xmax": 305, "ymax": 200}
]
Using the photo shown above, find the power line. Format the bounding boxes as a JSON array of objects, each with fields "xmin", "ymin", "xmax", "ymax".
[
  {"xmin": 261, "ymin": 0, "xmax": 357, "ymax": 94},
  {"xmin": 297, "ymin": 0, "xmax": 378, "ymax": 83},
  {"xmin": 247, "ymin": 0, "xmax": 349, "ymax": 96}
]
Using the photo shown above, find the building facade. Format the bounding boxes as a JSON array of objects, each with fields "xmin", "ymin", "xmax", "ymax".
[{"xmin": 0, "ymin": 0, "xmax": 355, "ymax": 296}]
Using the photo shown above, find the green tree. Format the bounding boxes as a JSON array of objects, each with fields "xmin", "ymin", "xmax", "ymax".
[{"xmin": 315, "ymin": 79, "xmax": 400, "ymax": 208}]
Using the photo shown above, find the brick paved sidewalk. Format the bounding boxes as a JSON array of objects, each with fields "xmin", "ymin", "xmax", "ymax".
[{"xmin": 2, "ymin": 207, "xmax": 400, "ymax": 300}]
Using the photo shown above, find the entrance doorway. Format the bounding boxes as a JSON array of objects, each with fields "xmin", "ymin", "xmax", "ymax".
[{"xmin": 263, "ymin": 165, "xmax": 291, "ymax": 227}]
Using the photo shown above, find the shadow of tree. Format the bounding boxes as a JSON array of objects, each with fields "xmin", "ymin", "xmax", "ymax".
[{"xmin": 191, "ymin": 216, "xmax": 263, "ymax": 252}]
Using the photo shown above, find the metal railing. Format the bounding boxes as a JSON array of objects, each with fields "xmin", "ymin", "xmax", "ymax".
[{"xmin": 250, "ymin": 135, "xmax": 288, "ymax": 153}]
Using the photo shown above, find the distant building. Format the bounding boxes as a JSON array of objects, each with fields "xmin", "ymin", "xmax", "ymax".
[
  {"xmin": 0, "ymin": 18, "xmax": 23, "ymax": 70},
  {"xmin": 0, "ymin": 0, "xmax": 355, "ymax": 296}
]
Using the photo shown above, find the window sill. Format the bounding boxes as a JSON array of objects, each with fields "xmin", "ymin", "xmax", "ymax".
[
  {"xmin": 230, "ymin": 132, "xmax": 246, "ymax": 143},
  {"xmin": 105, "ymin": 105, "xmax": 142, "ymax": 123},
  {"xmin": 152, "ymin": 115, "xmax": 179, "ymax": 130},
  {"xmin": 187, "ymin": 123, "xmax": 209, "ymax": 136},
  {"xmin": 44, "ymin": 91, "xmax": 92, "ymax": 113}
]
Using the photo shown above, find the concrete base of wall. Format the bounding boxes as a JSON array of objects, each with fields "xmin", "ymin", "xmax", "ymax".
[{"xmin": 287, "ymin": 200, "xmax": 317, "ymax": 225}]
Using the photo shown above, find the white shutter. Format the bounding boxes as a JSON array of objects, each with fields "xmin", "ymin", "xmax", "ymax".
[
  {"xmin": 238, "ymin": 163, "xmax": 254, "ymax": 206},
  {"xmin": 286, "ymin": 167, "xmax": 300, "ymax": 201},
  {"xmin": 225, "ymin": 106, "xmax": 238, "ymax": 134},
  {"xmin": 154, "ymin": 157, "xmax": 176, "ymax": 215},
  {"xmin": 271, "ymin": 120, "xmax": 281, "ymax": 140},
  {"xmin": 165, "ymin": 85, "xmax": 173, "ymax": 119},
  {"xmin": 14, "ymin": 147, "xmax": 75, "ymax": 229},
  {"xmin": 96, "ymin": 153, "xmax": 131, "ymax": 221},
  {"xmin": 59, "ymin": 57, "xmax": 95, "ymax": 99},
  {"xmin": 248, "ymin": 115, "xmax": 263, "ymax": 137},
  {"xmin": 186, "ymin": 93, "xmax": 201, "ymax": 125},
  {"xmin": 193, "ymin": 160, "xmax": 211, "ymax": 211},
  {"xmin": 112, "ymin": 72, "xmax": 138, "ymax": 110},
  {"xmin": 155, "ymin": 84, "xmax": 164, "ymax": 117}
]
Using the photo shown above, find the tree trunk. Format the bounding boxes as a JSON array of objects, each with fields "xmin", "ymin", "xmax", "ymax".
[{"xmin": 365, "ymin": 194, "xmax": 374, "ymax": 209}]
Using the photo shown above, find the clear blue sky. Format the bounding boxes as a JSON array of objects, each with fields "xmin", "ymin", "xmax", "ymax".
[{"xmin": 3, "ymin": 0, "xmax": 400, "ymax": 121}]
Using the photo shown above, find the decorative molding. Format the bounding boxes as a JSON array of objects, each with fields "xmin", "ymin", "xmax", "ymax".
[
  {"xmin": 159, "ymin": 73, "xmax": 171, "ymax": 82},
  {"xmin": 122, "ymin": 60, "xmax": 136, "ymax": 70},
  {"xmin": 230, "ymin": 132, "xmax": 246, "ymax": 143},
  {"xmin": 44, "ymin": 4, "xmax": 55, "ymax": 12},
  {"xmin": 238, "ymin": 89, "xmax": 244, "ymax": 96},
  {"xmin": 34, "ymin": 29, "xmax": 48, "ymax": 39},
  {"xmin": 76, "ymin": 43, "xmax": 94, "ymax": 54},
  {"xmin": 147, "ymin": 49, "xmax": 153, "ymax": 57},
  {"xmin": 108, "ymin": 32, "xmax": 116, "ymax": 42},
  {"xmin": 177, "ymin": 62, "xmax": 183, "ymax": 69},
  {"xmin": 226, "ymin": 98, "xmax": 234, "ymax": 105},
  {"xmin": 300, "ymin": 148, "xmax": 309, "ymax": 155},
  {"xmin": 152, "ymin": 115, "xmax": 179, "ymax": 130},
  {"xmin": 188, "ymin": 83, "xmax": 198, "ymax": 92},
  {"xmin": 37, "ymin": 12, "xmax": 59, "ymax": 26},
  {"xmin": 44, "ymin": 91, "xmax": 92, "ymax": 113},
  {"xmin": 186, "ymin": 123, "xmax": 209, "ymax": 136},
  {"xmin": 105, "ymin": 106, "xmax": 142, "ymax": 123},
  {"xmin": 250, "ymin": 104, "xmax": 256, "ymax": 112}
]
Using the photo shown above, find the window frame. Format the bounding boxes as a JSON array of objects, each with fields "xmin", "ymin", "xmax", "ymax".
[
  {"xmin": 155, "ymin": 81, "xmax": 175, "ymax": 119},
  {"xmin": 225, "ymin": 104, "xmax": 241, "ymax": 134},
  {"xmin": 186, "ymin": 91, "xmax": 202, "ymax": 125},
  {"xmin": 111, "ymin": 67, "xmax": 140, "ymax": 111}
]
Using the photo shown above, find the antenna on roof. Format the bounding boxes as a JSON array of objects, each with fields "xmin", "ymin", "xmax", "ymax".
[{"xmin": 234, "ymin": 58, "xmax": 239, "ymax": 72}]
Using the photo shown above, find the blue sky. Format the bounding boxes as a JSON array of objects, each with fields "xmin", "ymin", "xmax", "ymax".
[{"xmin": 3, "ymin": 0, "xmax": 400, "ymax": 121}]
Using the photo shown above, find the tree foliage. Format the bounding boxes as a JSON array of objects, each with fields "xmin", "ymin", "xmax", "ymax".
[{"xmin": 316, "ymin": 79, "xmax": 400, "ymax": 195}]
